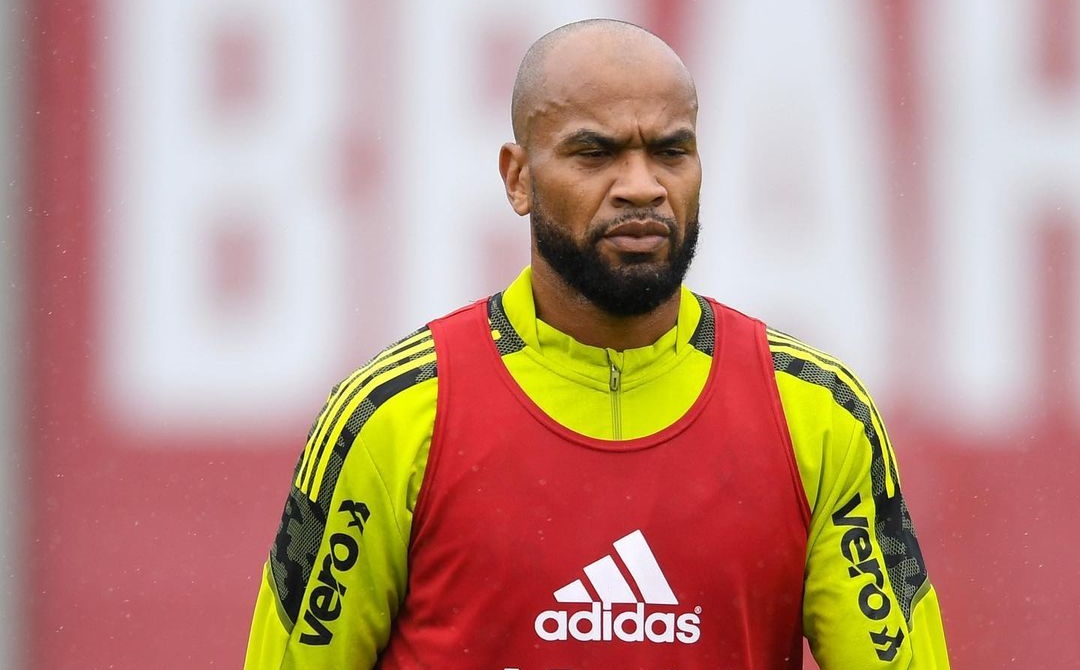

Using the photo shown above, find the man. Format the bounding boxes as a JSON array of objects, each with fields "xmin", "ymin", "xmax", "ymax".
[{"xmin": 244, "ymin": 19, "xmax": 950, "ymax": 669}]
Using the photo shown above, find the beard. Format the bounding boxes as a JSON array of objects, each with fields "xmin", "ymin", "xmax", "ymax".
[{"xmin": 531, "ymin": 197, "xmax": 699, "ymax": 317}]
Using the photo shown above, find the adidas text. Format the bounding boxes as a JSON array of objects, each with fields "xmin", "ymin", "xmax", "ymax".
[{"xmin": 534, "ymin": 602, "xmax": 701, "ymax": 644}]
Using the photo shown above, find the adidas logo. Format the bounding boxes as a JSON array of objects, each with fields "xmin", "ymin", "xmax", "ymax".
[{"xmin": 533, "ymin": 530, "xmax": 701, "ymax": 644}]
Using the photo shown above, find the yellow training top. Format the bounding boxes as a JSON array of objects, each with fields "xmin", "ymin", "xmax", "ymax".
[{"xmin": 244, "ymin": 266, "xmax": 950, "ymax": 669}]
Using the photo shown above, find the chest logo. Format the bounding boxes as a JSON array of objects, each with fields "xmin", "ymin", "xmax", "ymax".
[{"xmin": 533, "ymin": 529, "xmax": 701, "ymax": 644}]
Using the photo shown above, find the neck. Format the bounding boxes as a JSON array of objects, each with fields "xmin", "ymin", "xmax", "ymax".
[{"xmin": 530, "ymin": 262, "xmax": 681, "ymax": 351}]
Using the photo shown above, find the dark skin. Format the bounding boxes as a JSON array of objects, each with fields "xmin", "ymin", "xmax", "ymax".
[{"xmin": 499, "ymin": 24, "xmax": 701, "ymax": 350}]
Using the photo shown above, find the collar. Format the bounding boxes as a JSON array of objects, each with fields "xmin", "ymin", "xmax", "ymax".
[{"xmin": 498, "ymin": 266, "xmax": 704, "ymax": 385}]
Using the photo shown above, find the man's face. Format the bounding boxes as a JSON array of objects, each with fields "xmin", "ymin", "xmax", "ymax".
[{"xmin": 512, "ymin": 39, "xmax": 703, "ymax": 316}]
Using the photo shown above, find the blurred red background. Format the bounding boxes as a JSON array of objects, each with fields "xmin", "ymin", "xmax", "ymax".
[{"xmin": 13, "ymin": 0, "xmax": 1080, "ymax": 668}]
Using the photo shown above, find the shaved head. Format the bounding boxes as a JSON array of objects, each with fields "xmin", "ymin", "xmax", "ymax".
[{"xmin": 510, "ymin": 19, "xmax": 697, "ymax": 145}]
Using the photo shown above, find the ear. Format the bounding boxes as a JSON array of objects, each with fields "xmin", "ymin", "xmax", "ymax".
[{"xmin": 499, "ymin": 142, "xmax": 531, "ymax": 216}]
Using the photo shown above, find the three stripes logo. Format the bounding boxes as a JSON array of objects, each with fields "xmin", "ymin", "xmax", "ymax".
[{"xmin": 533, "ymin": 530, "xmax": 702, "ymax": 644}]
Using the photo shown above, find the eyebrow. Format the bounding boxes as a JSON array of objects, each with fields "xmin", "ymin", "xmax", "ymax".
[
  {"xmin": 650, "ymin": 128, "xmax": 697, "ymax": 149},
  {"xmin": 557, "ymin": 127, "xmax": 697, "ymax": 151},
  {"xmin": 559, "ymin": 129, "xmax": 620, "ymax": 151}
]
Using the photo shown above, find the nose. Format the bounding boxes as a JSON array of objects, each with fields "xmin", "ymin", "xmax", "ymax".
[{"xmin": 610, "ymin": 151, "xmax": 667, "ymax": 209}]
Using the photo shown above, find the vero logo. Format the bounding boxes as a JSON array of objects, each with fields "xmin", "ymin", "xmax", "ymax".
[{"xmin": 533, "ymin": 530, "xmax": 702, "ymax": 644}]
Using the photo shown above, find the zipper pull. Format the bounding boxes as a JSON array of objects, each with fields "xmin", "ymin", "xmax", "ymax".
[{"xmin": 609, "ymin": 361, "xmax": 621, "ymax": 392}]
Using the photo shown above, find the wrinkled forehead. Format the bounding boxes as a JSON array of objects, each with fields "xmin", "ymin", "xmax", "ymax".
[
  {"xmin": 525, "ymin": 30, "xmax": 697, "ymax": 143},
  {"xmin": 514, "ymin": 27, "xmax": 699, "ymax": 146},
  {"xmin": 538, "ymin": 55, "xmax": 696, "ymax": 141}
]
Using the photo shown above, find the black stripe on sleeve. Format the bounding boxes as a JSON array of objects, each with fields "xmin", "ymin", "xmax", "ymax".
[
  {"xmin": 299, "ymin": 333, "xmax": 434, "ymax": 493},
  {"xmin": 771, "ymin": 344, "xmax": 929, "ymax": 624},
  {"xmin": 268, "ymin": 348, "xmax": 437, "ymax": 629}
]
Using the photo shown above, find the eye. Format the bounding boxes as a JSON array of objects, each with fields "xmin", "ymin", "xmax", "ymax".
[
  {"xmin": 577, "ymin": 148, "xmax": 611, "ymax": 159},
  {"xmin": 655, "ymin": 147, "xmax": 688, "ymax": 159}
]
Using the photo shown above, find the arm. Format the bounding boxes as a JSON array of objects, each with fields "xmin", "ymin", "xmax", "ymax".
[
  {"xmin": 769, "ymin": 330, "xmax": 950, "ymax": 668},
  {"xmin": 800, "ymin": 416, "xmax": 949, "ymax": 668},
  {"xmin": 244, "ymin": 328, "xmax": 438, "ymax": 669}
]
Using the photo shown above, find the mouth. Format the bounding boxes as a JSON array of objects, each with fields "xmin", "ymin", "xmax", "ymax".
[{"xmin": 600, "ymin": 219, "xmax": 672, "ymax": 255}]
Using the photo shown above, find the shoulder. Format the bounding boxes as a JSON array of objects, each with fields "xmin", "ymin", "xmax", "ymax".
[
  {"xmin": 766, "ymin": 326, "xmax": 884, "ymax": 432},
  {"xmin": 764, "ymin": 327, "xmax": 896, "ymax": 516},
  {"xmin": 687, "ymin": 298, "xmax": 877, "ymax": 421},
  {"xmin": 293, "ymin": 325, "xmax": 440, "ymax": 502},
  {"xmin": 325, "ymin": 325, "xmax": 439, "ymax": 430}
]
